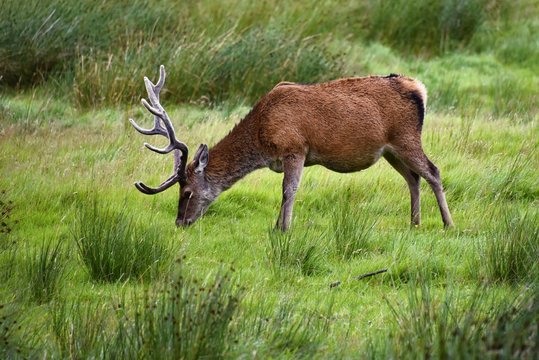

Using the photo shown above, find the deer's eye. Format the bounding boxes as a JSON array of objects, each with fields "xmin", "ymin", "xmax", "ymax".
[{"xmin": 183, "ymin": 191, "xmax": 193, "ymax": 199}]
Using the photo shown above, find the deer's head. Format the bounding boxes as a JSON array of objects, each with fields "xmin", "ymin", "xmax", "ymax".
[{"xmin": 129, "ymin": 66, "xmax": 216, "ymax": 227}]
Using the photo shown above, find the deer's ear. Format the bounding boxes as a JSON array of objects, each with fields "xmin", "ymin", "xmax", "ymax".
[{"xmin": 193, "ymin": 144, "xmax": 209, "ymax": 173}]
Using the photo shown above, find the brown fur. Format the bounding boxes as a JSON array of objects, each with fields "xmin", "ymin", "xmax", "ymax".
[{"xmin": 210, "ymin": 75, "xmax": 424, "ymax": 176}]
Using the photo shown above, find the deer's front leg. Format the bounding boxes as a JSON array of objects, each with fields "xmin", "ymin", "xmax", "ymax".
[{"xmin": 276, "ymin": 154, "xmax": 305, "ymax": 231}]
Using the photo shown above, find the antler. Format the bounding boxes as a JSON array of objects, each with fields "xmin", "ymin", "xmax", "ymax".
[{"xmin": 130, "ymin": 65, "xmax": 189, "ymax": 194}]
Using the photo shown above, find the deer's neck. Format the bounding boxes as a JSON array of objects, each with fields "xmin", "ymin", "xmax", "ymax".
[{"xmin": 206, "ymin": 120, "xmax": 266, "ymax": 192}]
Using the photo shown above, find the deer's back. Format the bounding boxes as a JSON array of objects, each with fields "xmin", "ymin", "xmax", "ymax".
[{"xmin": 253, "ymin": 75, "xmax": 426, "ymax": 172}]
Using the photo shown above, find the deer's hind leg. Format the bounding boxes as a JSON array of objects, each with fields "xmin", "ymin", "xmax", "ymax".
[
  {"xmin": 387, "ymin": 145, "xmax": 454, "ymax": 228},
  {"xmin": 384, "ymin": 151, "xmax": 421, "ymax": 226}
]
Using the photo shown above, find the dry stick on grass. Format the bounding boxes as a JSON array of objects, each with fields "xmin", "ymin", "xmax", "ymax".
[{"xmin": 330, "ymin": 269, "xmax": 388, "ymax": 288}]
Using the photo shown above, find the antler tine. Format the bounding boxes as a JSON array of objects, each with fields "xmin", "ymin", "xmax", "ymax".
[
  {"xmin": 129, "ymin": 117, "xmax": 167, "ymax": 136},
  {"xmin": 132, "ymin": 65, "xmax": 190, "ymax": 195},
  {"xmin": 133, "ymin": 148, "xmax": 185, "ymax": 195},
  {"xmin": 134, "ymin": 172, "xmax": 179, "ymax": 194},
  {"xmin": 129, "ymin": 65, "xmax": 168, "ymax": 136},
  {"xmin": 156, "ymin": 65, "xmax": 165, "ymax": 91},
  {"xmin": 144, "ymin": 77, "xmax": 160, "ymax": 108},
  {"xmin": 144, "ymin": 65, "xmax": 166, "ymax": 100},
  {"xmin": 140, "ymin": 99, "xmax": 189, "ymax": 155}
]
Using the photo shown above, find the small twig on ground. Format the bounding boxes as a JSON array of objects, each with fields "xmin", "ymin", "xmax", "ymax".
[
  {"xmin": 354, "ymin": 268, "xmax": 387, "ymax": 280},
  {"xmin": 329, "ymin": 268, "xmax": 388, "ymax": 289}
]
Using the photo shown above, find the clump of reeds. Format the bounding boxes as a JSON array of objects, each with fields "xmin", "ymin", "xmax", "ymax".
[{"xmin": 72, "ymin": 198, "xmax": 168, "ymax": 282}]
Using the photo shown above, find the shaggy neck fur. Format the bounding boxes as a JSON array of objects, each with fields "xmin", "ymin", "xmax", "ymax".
[{"xmin": 205, "ymin": 116, "xmax": 267, "ymax": 193}]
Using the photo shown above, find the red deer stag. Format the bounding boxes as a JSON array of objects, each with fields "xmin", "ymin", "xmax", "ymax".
[{"xmin": 130, "ymin": 65, "xmax": 454, "ymax": 231}]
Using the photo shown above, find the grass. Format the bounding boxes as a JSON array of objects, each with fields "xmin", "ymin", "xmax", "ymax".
[
  {"xmin": 266, "ymin": 228, "xmax": 326, "ymax": 276},
  {"xmin": 234, "ymin": 298, "xmax": 334, "ymax": 358},
  {"xmin": 375, "ymin": 275, "xmax": 539, "ymax": 358},
  {"xmin": 365, "ymin": 0, "xmax": 490, "ymax": 56},
  {"xmin": 73, "ymin": 198, "xmax": 169, "ymax": 283},
  {"xmin": 25, "ymin": 237, "xmax": 65, "ymax": 304},
  {"xmin": 72, "ymin": 27, "xmax": 340, "ymax": 108},
  {"xmin": 0, "ymin": 99, "xmax": 536, "ymax": 357},
  {"xmin": 0, "ymin": 0, "xmax": 538, "ymax": 357},
  {"xmin": 0, "ymin": 303, "xmax": 32, "ymax": 359},
  {"xmin": 0, "ymin": 189, "xmax": 15, "ymax": 242},
  {"xmin": 484, "ymin": 210, "xmax": 539, "ymax": 284},
  {"xmin": 49, "ymin": 300, "xmax": 110, "ymax": 359},
  {"xmin": 330, "ymin": 196, "xmax": 377, "ymax": 260},
  {"xmin": 111, "ymin": 264, "xmax": 242, "ymax": 359}
]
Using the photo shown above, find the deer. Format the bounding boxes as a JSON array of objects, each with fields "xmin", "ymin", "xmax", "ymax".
[{"xmin": 130, "ymin": 65, "xmax": 453, "ymax": 231}]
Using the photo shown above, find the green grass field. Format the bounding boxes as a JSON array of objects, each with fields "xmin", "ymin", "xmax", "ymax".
[{"xmin": 1, "ymin": 0, "xmax": 538, "ymax": 358}]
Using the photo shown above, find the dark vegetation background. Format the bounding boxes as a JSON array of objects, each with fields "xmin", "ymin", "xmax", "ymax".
[{"xmin": 1, "ymin": 0, "xmax": 537, "ymax": 108}]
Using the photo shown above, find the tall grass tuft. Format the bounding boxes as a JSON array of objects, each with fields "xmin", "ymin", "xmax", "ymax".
[
  {"xmin": 484, "ymin": 284, "xmax": 539, "ymax": 358},
  {"xmin": 266, "ymin": 228, "xmax": 325, "ymax": 276},
  {"xmin": 73, "ymin": 27, "xmax": 340, "ymax": 108},
  {"xmin": 494, "ymin": 150, "xmax": 536, "ymax": 201},
  {"xmin": 384, "ymin": 274, "xmax": 479, "ymax": 358},
  {"xmin": 365, "ymin": 0, "xmax": 489, "ymax": 55},
  {"xmin": 234, "ymin": 298, "xmax": 333, "ymax": 358},
  {"xmin": 0, "ymin": 303, "xmax": 36, "ymax": 359},
  {"xmin": 2, "ymin": 0, "xmax": 342, "ymax": 96},
  {"xmin": 198, "ymin": 27, "xmax": 340, "ymax": 103},
  {"xmin": 72, "ymin": 199, "xmax": 168, "ymax": 283},
  {"xmin": 331, "ymin": 201, "xmax": 377, "ymax": 260},
  {"xmin": 49, "ymin": 300, "xmax": 110, "ymax": 359},
  {"xmin": 0, "ymin": 244, "xmax": 18, "ymax": 284},
  {"xmin": 25, "ymin": 238, "xmax": 65, "ymax": 304},
  {"xmin": 0, "ymin": 189, "xmax": 15, "ymax": 245},
  {"xmin": 0, "ymin": 0, "xmax": 182, "ymax": 87},
  {"xmin": 380, "ymin": 275, "xmax": 539, "ymax": 358},
  {"xmin": 488, "ymin": 73, "xmax": 538, "ymax": 122},
  {"xmin": 0, "ymin": 190, "xmax": 18, "ymax": 284},
  {"xmin": 111, "ymin": 264, "xmax": 242, "ymax": 359},
  {"xmin": 484, "ymin": 210, "xmax": 539, "ymax": 284},
  {"xmin": 0, "ymin": 0, "xmax": 80, "ymax": 86}
]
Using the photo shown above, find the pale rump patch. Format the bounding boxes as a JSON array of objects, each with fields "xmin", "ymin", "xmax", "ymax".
[
  {"xmin": 274, "ymin": 81, "xmax": 296, "ymax": 88},
  {"xmin": 415, "ymin": 80, "xmax": 428, "ymax": 109}
]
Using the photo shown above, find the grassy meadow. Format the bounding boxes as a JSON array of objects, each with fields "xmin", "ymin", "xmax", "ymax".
[{"xmin": 1, "ymin": 0, "xmax": 538, "ymax": 358}]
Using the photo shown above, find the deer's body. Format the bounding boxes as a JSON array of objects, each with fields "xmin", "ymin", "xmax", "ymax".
[
  {"xmin": 209, "ymin": 75, "xmax": 424, "ymax": 175},
  {"xmin": 131, "ymin": 67, "xmax": 453, "ymax": 231}
]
